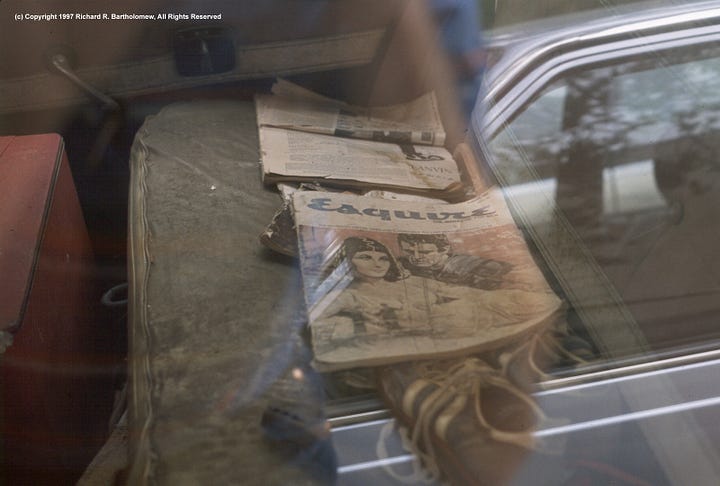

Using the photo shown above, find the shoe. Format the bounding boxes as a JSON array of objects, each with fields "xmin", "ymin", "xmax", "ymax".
[
  {"xmin": 377, "ymin": 357, "xmax": 557, "ymax": 485},
  {"xmin": 499, "ymin": 328, "xmax": 595, "ymax": 389}
]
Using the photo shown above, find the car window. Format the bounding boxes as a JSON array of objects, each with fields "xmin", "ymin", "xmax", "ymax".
[{"xmin": 486, "ymin": 41, "xmax": 720, "ymax": 367}]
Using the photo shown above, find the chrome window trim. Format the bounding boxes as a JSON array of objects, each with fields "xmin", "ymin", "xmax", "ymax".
[
  {"xmin": 480, "ymin": 25, "xmax": 720, "ymax": 139},
  {"xmin": 542, "ymin": 345, "xmax": 720, "ymax": 390},
  {"xmin": 482, "ymin": 2, "xmax": 720, "ymax": 112}
]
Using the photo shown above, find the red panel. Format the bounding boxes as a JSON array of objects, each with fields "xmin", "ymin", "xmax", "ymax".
[
  {"xmin": 1, "ymin": 135, "xmax": 114, "ymax": 484},
  {"xmin": 0, "ymin": 134, "xmax": 62, "ymax": 331}
]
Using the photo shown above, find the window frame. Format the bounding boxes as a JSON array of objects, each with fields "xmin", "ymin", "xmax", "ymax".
[{"xmin": 470, "ymin": 10, "xmax": 720, "ymax": 387}]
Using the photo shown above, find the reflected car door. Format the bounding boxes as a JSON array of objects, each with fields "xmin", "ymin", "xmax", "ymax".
[{"xmin": 480, "ymin": 13, "xmax": 720, "ymax": 367}]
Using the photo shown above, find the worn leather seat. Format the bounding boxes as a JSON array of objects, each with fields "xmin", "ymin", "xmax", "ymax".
[{"xmin": 127, "ymin": 100, "xmax": 327, "ymax": 484}]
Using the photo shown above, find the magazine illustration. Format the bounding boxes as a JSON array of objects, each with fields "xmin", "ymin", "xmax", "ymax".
[{"xmin": 292, "ymin": 189, "xmax": 564, "ymax": 370}]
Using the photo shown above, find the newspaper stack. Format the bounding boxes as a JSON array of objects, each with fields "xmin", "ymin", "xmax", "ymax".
[
  {"xmin": 255, "ymin": 80, "xmax": 464, "ymax": 196},
  {"xmin": 254, "ymin": 81, "xmax": 564, "ymax": 370}
]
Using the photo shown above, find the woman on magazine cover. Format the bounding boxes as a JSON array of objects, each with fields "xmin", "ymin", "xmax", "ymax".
[{"xmin": 309, "ymin": 237, "xmax": 561, "ymax": 360}]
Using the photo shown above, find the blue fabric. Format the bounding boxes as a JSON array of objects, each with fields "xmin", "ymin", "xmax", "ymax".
[
  {"xmin": 431, "ymin": 0, "xmax": 483, "ymax": 56},
  {"xmin": 430, "ymin": 0, "xmax": 485, "ymax": 116}
]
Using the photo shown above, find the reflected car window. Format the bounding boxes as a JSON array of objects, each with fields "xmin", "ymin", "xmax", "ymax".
[{"xmin": 487, "ymin": 42, "xmax": 720, "ymax": 365}]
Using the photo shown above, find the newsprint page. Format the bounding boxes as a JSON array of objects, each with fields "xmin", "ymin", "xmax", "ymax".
[
  {"xmin": 292, "ymin": 189, "xmax": 564, "ymax": 371},
  {"xmin": 255, "ymin": 79, "xmax": 447, "ymax": 146},
  {"xmin": 259, "ymin": 127, "xmax": 460, "ymax": 191},
  {"xmin": 256, "ymin": 80, "xmax": 462, "ymax": 194}
]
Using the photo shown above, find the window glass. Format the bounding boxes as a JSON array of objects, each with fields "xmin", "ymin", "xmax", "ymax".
[{"xmin": 487, "ymin": 43, "xmax": 720, "ymax": 366}]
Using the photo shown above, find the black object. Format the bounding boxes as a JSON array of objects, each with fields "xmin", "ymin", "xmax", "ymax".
[
  {"xmin": 261, "ymin": 406, "xmax": 338, "ymax": 484},
  {"xmin": 173, "ymin": 26, "xmax": 235, "ymax": 76},
  {"xmin": 101, "ymin": 282, "xmax": 129, "ymax": 308}
]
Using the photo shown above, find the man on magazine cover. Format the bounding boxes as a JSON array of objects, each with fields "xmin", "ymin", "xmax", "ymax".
[{"xmin": 397, "ymin": 233, "xmax": 512, "ymax": 290}]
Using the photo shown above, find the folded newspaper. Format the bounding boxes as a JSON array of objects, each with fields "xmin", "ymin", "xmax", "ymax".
[
  {"xmin": 292, "ymin": 189, "xmax": 564, "ymax": 371},
  {"xmin": 256, "ymin": 79, "xmax": 446, "ymax": 146},
  {"xmin": 256, "ymin": 81, "xmax": 463, "ymax": 196}
]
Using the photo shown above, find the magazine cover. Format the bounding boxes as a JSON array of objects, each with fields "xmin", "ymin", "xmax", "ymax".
[{"xmin": 292, "ymin": 189, "xmax": 564, "ymax": 370}]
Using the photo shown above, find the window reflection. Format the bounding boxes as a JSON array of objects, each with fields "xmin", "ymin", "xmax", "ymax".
[{"xmin": 488, "ymin": 43, "xmax": 720, "ymax": 362}]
